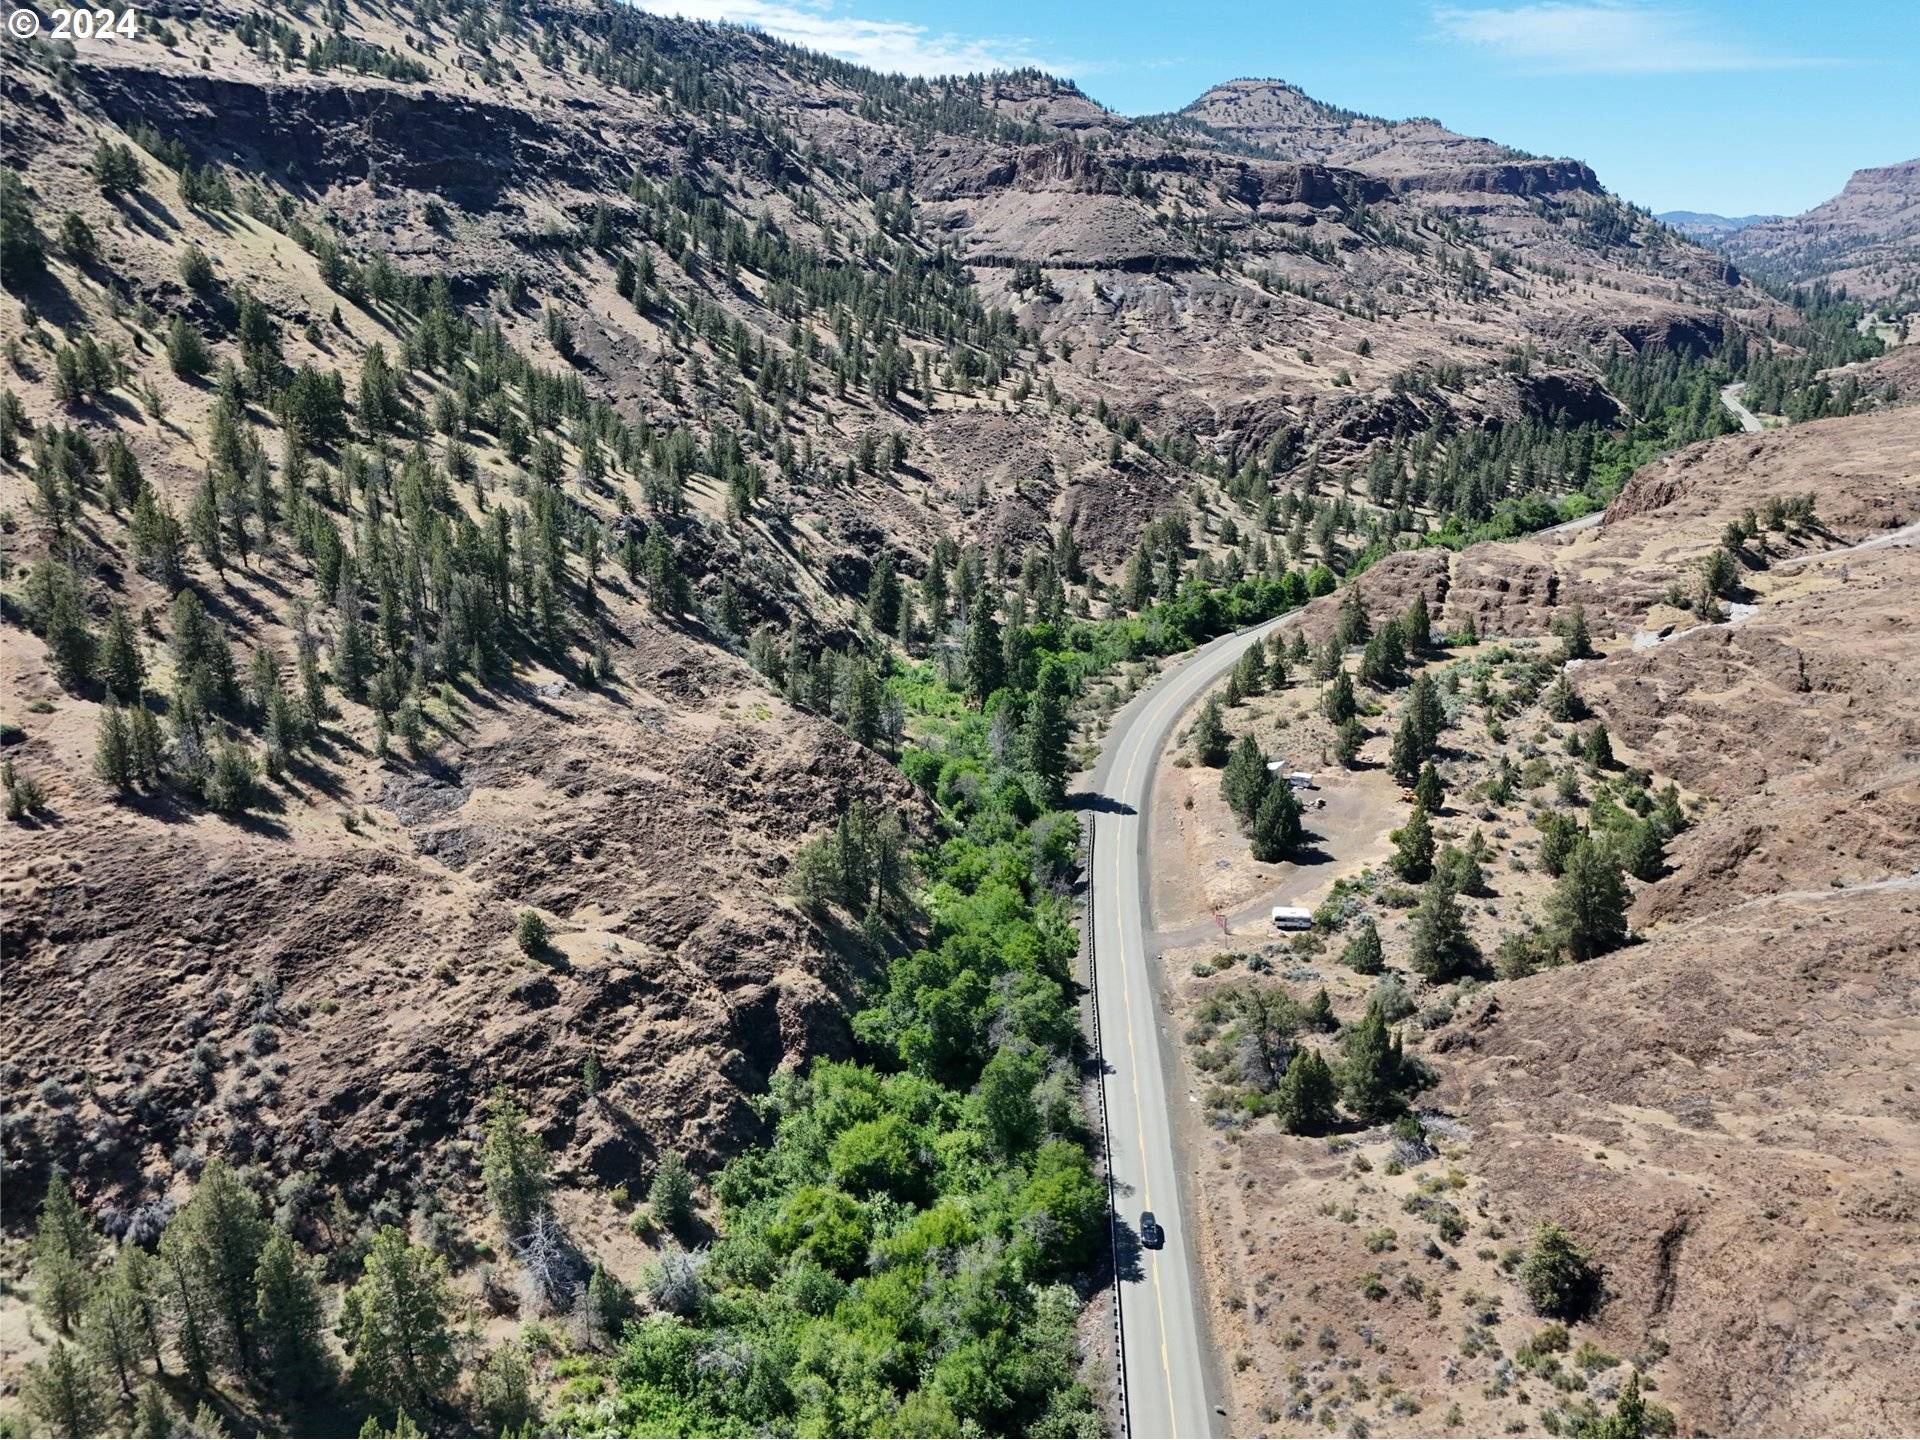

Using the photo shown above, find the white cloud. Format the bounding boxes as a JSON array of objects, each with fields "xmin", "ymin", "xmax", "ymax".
[
  {"xmin": 631, "ymin": 0, "xmax": 1064, "ymax": 77},
  {"xmin": 1432, "ymin": 2, "xmax": 1812, "ymax": 74}
]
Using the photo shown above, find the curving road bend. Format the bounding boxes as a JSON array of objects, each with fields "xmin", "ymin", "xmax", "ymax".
[
  {"xmin": 1082, "ymin": 614, "xmax": 1294, "ymax": 1440},
  {"xmin": 1720, "ymin": 381, "xmax": 1764, "ymax": 433}
]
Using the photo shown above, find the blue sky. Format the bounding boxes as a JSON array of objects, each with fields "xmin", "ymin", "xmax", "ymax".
[{"xmin": 636, "ymin": 0, "xmax": 1919, "ymax": 216}]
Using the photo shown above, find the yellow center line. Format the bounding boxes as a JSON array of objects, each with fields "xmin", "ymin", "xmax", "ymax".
[{"xmin": 1115, "ymin": 671, "xmax": 1193, "ymax": 1437}]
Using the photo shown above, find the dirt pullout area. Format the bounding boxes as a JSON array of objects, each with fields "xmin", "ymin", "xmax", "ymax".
[
  {"xmin": 1152, "ymin": 413, "xmax": 1920, "ymax": 1434},
  {"xmin": 2, "ymin": 622, "xmax": 921, "ymax": 1222}
]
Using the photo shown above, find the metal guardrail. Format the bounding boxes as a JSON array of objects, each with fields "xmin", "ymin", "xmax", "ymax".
[{"xmin": 1080, "ymin": 815, "xmax": 1132, "ymax": 1438}]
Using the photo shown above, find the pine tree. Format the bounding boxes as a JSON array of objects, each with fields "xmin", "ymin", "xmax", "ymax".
[
  {"xmin": 156, "ymin": 1225, "xmax": 213, "ymax": 1392},
  {"xmin": 338, "ymin": 1228, "xmax": 459, "ymax": 1419},
  {"xmin": 23, "ymin": 1341, "xmax": 106, "ymax": 1438},
  {"xmin": 1341, "ymin": 998, "xmax": 1405, "ymax": 1124},
  {"xmin": 1547, "ymin": 838, "xmax": 1630, "ymax": 962},
  {"xmin": 94, "ymin": 705, "xmax": 136, "ymax": 793},
  {"xmin": 1341, "ymin": 920, "xmax": 1385, "ymax": 975},
  {"xmin": 1390, "ymin": 803, "xmax": 1435, "ymax": 882},
  {"xmin": 1275, "ymin": 1048, "xmax": 1338, "ymax": 1134},
  {"xmin": 1407, "ymin": 877, "xmax": 1479, "ymax": 981},
  {"xmin": 1191, "ymin": 695, "xmax": 1230, "ymax": 767},
  {"xmin": 864, "ymin": 555, "xmax": 901, "ymax": 635},
  {"xmin": 1023, "ymin": 659, "xmax": 1070, "ymax": 805},
  {"xmin": 962, "ymin": 598, "xmax": 1004, "ymax": 704},
  {"xmin": 1619, "ymin": 819, "xmax": 1665, "ymax": 882},
  {"xmin": 81, "ymin": 1245, "xmax": 153, "ymax": 1397},
  {"xmin": 170, "ymin": 1159, "xmax": 267, "ymax": 1373},
  {"xmin": 254, "ymin": 1230, "xmax": 330, "ymax": 1399},
  {"xmin": 473, "ymin": 1341, "xmax": 538, "ymax": 1434},
  {"xmin": 134, "ymin": 1383, "xmax": 174, "ymax": 1438},
  {"xmin": 98, "ymin": 605, "xmax": 145, "ymax": 700},
  {"xmin": 481, "ymin": 1090, "xmax": 550, "ymax": 1236},
  {"xmin": 1250, "ymin": 781, "xmax": 1303, "ymax": 862},
  {"xmin": 31, "ymin": 1171, "xmax": 101, "ymax": 1333}
]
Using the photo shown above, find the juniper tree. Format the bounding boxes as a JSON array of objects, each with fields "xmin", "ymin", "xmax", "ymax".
[
  {"xmin": 481, "ymin": 1090, "xmax": 550, "ymax": 1235},
  {"xmin": 1547, "ymin": 838, "xmax": 1630, "ymax": 962},
  {"xmin": 1265, "ymin": 633, "xmax": 1290, "ymax": 687},
  {"xmin": 1537, "ymin": 811, "xmax": 1581, "ymax": 876},
  {"xmin": 1402, "ymin": 592, "xmax": 1432, "ymax": 658},
  {"xmin": 28, "ymin": 557, "xmax": 96, "ymax": 692},
  {"xmin": 127, "ymin": 705, "xmax": 164, "ymax": 788},
  {"xmin": 1341, "ymin": 997, "xmax": 1406, "ymax": 1124},
  {"xmin": 1407, "ymin": 876, "xmax": 1479, "ymax": 981},
  {"xmin": 1250, "ymin": 781, "xmax": 1303, "ymax": 863},
  {"xmin": 94, "ymin": 706, "xmax": 135, "ymax": 793},
  {"xmin": 1619, "ymin": 818, "xmax": 1666, "ymax": 882},
  {"xmin": 1390, "ymin": 803, "xmax": 1435, "ymax": 882},
  {"xmin": 1333, "ymin": 717, "xmax": 1365, "ymax": 769},
  {"xmin": 1336, "ymin": 584, "xmax": 1371, "ymax": 648},
  {"xmin": 1521, "ymin": 1221, "xmax": 1600, "ymax": 1320},
  {"xmin": 1275, "ymin": 1047, "xmax": 1338, "ymax": 1135},
  {"xmin": 98, "ymin": 605, "xmax": 145, "ymax": 700},
  {"xmin": 1555, "ymin": 603, "xmax": 1594, "ymax": 660},
  {"xmin": 648, "ymin": 1150, "xmax": 695, "ymax": 1231},
  {"xmin": 1191, "ymin": 695, "xmax": 1230, "ymax": 767},
  {"xmin": 91, "ymin": 139, "xmax": 144, "ymax": 196},
  {"xmin": 1221, "ymin": 734, "xmax": 1271, "ymax": 824},
  {"xmin": 1231, "ymin": 644, "xmax": 1264, "ymax": 700},
  {"xmin": 1583, "ymin": 724, "xmax": 1615, "ymax": 770},
  {"xmin": 1322, "ymin": 670, "xmax": 1357, "ymax": 725},
  {"xmin": 1341, "ymin": 920, "xmax": 1385, "ymax": 975},
  {"xmin": 1389, "ymin": 712, "xmax": 1423, "ymax": 786},
  {"xmin": 1414, "ymin": 761, "xmax": 1445, "ymax": 813},
  {"xmin": 1408, "ymin": 670, "xmax": 1444, "ymax": 753}
]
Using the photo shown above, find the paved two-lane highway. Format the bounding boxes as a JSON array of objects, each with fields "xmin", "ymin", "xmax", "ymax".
[{"xmin": 1084, "ymin": 615, "xmax": 1294, "ymax": 1439}]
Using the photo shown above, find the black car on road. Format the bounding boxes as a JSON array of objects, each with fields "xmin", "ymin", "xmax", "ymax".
[{"xmin": 1139, "ymin": 1211, "xmax": 1165, "ymax": 1249}]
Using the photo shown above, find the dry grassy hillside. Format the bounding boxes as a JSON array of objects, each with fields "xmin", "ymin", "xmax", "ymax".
[{"xmin": 1148, "ymin": 409, "xmax": 1920, "ymax": 1436}]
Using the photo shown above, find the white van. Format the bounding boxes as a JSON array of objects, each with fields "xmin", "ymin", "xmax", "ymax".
[
  {"xmin": 1286, "ymin": 772, "xmax": 1316, "ymax": 791},
  {"xmin": 1272, "ymin": 906, "xmax": 1313, "ymax": 931}
]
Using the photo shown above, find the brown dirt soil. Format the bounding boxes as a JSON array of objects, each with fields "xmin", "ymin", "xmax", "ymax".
[{"xmin": 1153, "ymin": 415, "xmax": 1920, "ymax": 1435}]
